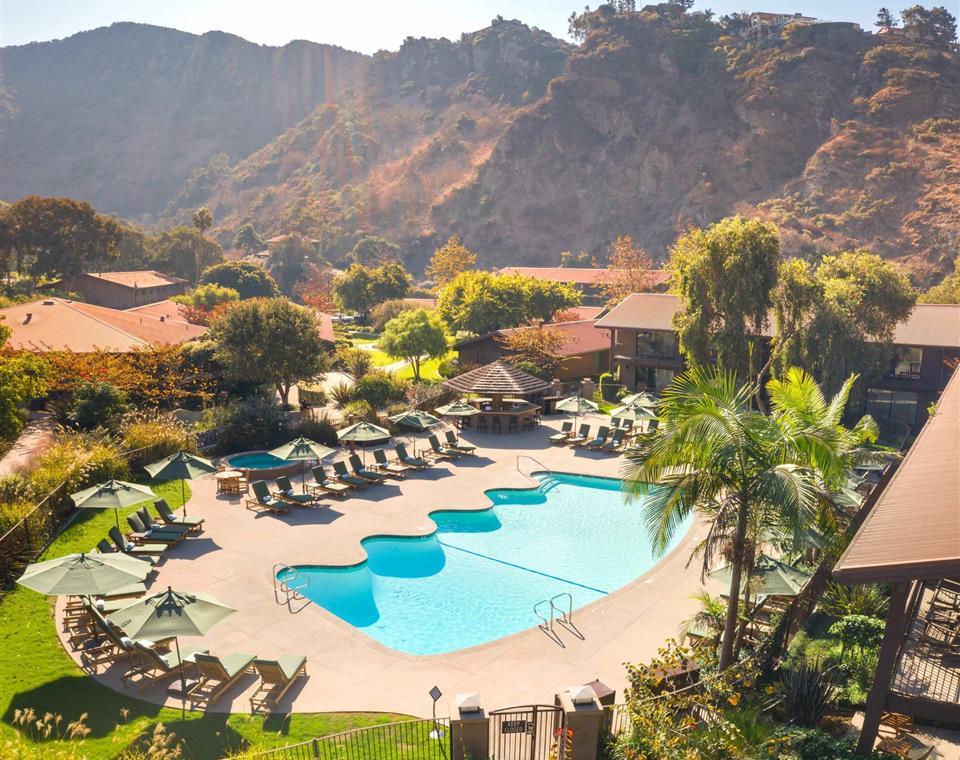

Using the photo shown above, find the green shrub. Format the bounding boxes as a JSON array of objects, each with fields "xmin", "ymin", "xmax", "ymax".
[
  {"xmin": 289, "ymin": 414, "xmax": 338, "ymax": 447},
  {"xmin": 370, "ymin": 299, "xmax": 417, "ymax": 332},
  {"xmin": 766, "ymin": 727, "xmax": 892, "ymax": 759},
  {"xmin": 352, "ymin": 371, "xmax": 406, "ymax": 408},
  {"xmin": 820, "ymin": 582, "xmax": 888, "ymax": 618},
  {"xmin": 828, "ymin": 615, "xmax": 884, "ymax": 662},
  {"xmin": 119, "ymin": 411, "xmax": 196, "ymax": 466},
  {"xmin": 328, "ymin": 381, "xmax": 355, "ymax": 408},
  {"xmin": 436, "ymin": 357, "xmax": 460, "ymax": 379},
  {"xmin": 343, "ymin": 400, "xmax": 375, "ymax": 422},
  {"xmin": 336, "ymin": 347, "xmax": 373, "ymax": 379},
  {"xmin": 211, "ymin": 398, "xmax": 288, "ymax": 453},
  {"xmin": 781, "ymin": 659, "xmax": 838, "ymax": 728},
  {"xmin": 58, "ymin": 381, "xmax": 130, "ymax": 431}
]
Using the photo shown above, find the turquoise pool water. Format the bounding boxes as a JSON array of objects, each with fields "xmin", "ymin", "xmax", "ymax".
[
  {"xmin": 227, "ymin": 452, "xmax": 288, "ymax": 469},
  {"xmin": 287, "ymin": 473, "xmax": 692, "ymax": 655}
]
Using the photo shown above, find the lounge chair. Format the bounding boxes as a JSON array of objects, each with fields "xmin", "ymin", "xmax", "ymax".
[
  {"xmin": 109, "ymin": 527, "xmax": 167, "ymax": 558},
  {"xmin": 188, "ymin": 652, "xmax": 257, "ymax": 708},
  {"xmin": 549, "ymin": 421, "xmax": 573, "ymax": 445},
  {"xmin": 138, "ymin": 507, "xmax": 191, "ymax": 540},
  {"xmin": 566, "ymin": 424, "xmax": 591, "ymax": 447},
  {"xmin": 306, "ymin": 465, "xmax": 350, "ymax": 498},
  {"xmin": 919, "ymin": 621, "xmax": 960, "ymax": 654},
  {"xmin": 372, "ymin": 449, "xmax": 410, "ymax": 478},
  {"xmin": 78, "ymin": 605, "xmax": 174, "ymax": 670},
  {"xmin": 332, "ymin": 461, "xmax": 369, "ymax": 489},
  {"xmin": 126, "ymin": 512, "xmax": 187, "ymax": 545},
  {"xmin": 123, "ymin": 640, "xmax": 208, "ymax": 691},
  {"xmin": 249, "ymin": 655, "xmax": 308, "ymax": 714},
  {"xmin": 610, "ymin": 417, "xmax": 621, "ymax": 430},
  {"xmin": 272, "ymin": 476, "xmax": 320, "ymax": 508},
  {"xmin": 601, "ymin": 428, "xmax": 626, "ymax": 452},
  {"xmin": 426, "ymin": 434, "xmax": 459, "ymax": 461},
  {"xmin": 155, "ymin": 499, "xmax": 204, "ymax": 532},
  {"xmin": 585, "ymin": 426, "xmax": 610, "ymax": 449},
  {"xmin": 348, "ymin": 454, "xmax": 386, "ymax": 484},
  {"xmin": 444, "ymin": 430, "xmax": 476, "ymax": 455},
  {"xmin": 245, "ymin": 480, "xmax": 290, "ymax": 514},
  {"xmin": 395, "ymin": 444, "xmax": 429, "ymax": 470}
]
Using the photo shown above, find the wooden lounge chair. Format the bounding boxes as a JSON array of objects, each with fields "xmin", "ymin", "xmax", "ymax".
[
  {"xmin": 188, "ymin": 652, "xmax": 257, "ymax": 708},
  {"xmin": 348, "ymin": 454, "xmax": 386, "ymax": 484},
  {"xmin": 249, "ymin": 655, "xmax": 308, "ymax": 714},
  {"xmin": 549, "ymin": 422, "xmax": 573, "ymax": 445},
  {"xmin": 601, "ymin": 428, "xmax": 626, "ymax": 452},
  {"xmin": 272, "ymin": 476, "xmax": 320, "ymax": 508},
  {"xmin": 78, "ymin": 605, "xmax": 174, "ymax": 670},
  {"xmin": 306, "ymin": 465, "xmax": 350, "ymax": 498},
  {"xmin": 155, "ymin": 499, "xmax": 204, "ymax": 532},
  {"xmin": 444, "ymin": 430, "xmax": 476, "ymax": 455},
  {"xmin": 919, "ymin": 620, "xmax": 960, "ymax": 654},
  {"xmin": 138, "ymin": 507, "xmax": 191, "ymax": 540},
  {"xmin": 109, "ymin": 527, "xmax": 167, "ymax": 558},
  {"xmin": 123, "ymin": 641, "xmax": 208, "ymax": 691},
  {"xmin": 876, "ymin": 735, "xmax": 935, "ymax": 760},
  {"xmin": 585, "ymin": 426, "xmax": 610, "ymax": 449},
  {"xmin": 245, "ymin": 480, "xmax": 290, "ymax": 514},
  {"xmin": 426, "ymin": 434, "xmax": 459, "ymax": 461},
  {"xmin": 395, "ymin": 444, "xmax": 428, "ymax": 470},
  {"xmin": 372, "ymin": 449, "xmax": 409, "ymax": 478},
  {"xmin": 332, "ymin": 461, "xmax": 368, "ymax": 489},
  {"xmin": 567, "ymin": 424, "xmax": 591, "ymax": 447},
  {"xmin": 125, "ymin": 514, "xmax": 183, "ymax": 545}
]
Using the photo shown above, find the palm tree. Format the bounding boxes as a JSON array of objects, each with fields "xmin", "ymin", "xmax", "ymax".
[
  {"xmin": 622, "ymin": 366, "xmax": 876, "ymax": 670},
  {"xmin": 191, "ymin": 207, "xmax": 213, "ymax": 284},
  {"xmin": 680, "ymin": 589, "xmax": 727, "ymax": 654}
]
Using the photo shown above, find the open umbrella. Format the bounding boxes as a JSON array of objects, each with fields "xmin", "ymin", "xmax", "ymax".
[
  {"xmin": 113, "ymin": 587, "xmax": 235, "ymax": 715},
  {"xmin": 337, "ymin": 421, "xmax": 392, "ymax": 464},
  {"xmin": 610, "ymin": 401, "xmax": 658, "ymax": 431},
  {"xmin": 555, "ymin": 395, "xmax": 599, "ymax": 429},
  {"xmin": 434, "ymin": 400, "xmax": 480, "ymax": 418},
  {"xmin": 71, "ymin": 479, "xmax": 157, "ymax": 530},
  {"xmin": 390, "ymin": 410, "xmax": 442, "ymax": 456},
  {"xmin": 708, "ymin": 553, "xmax": 811, "ymax": 598},
  {"xmin": 620, "ymin": 390, "xmax": 659, "ymax": 408},
  {"xmin": 269, "ymin": 437, "xmax": 336, "ymax": 493},
  {"xmin": 144, "ymin": 451, "xmax": 217, "ymax": 517},
  {"xmin": 17, "ymin": 552, "xmax": 151, "ymax": 596}
]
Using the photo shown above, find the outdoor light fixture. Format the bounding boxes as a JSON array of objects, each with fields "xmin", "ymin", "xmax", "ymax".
[{"xmin": 428, "ymin": 685, "xmax": 446, "ymax": 755}]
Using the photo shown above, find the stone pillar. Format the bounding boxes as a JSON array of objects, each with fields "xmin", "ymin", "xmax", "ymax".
[
  {"xmin": 449, "ymin": 693, "xmax": 488, "ymax": 760},
  {"xmin": 580, "ymin": 378, "xmax": 596, "ymax": 402},
  {"xmin": 556, "ymin": 686, "xmax": 604, "ymax": 760}
]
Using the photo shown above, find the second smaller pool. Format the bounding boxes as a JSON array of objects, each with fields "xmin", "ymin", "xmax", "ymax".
[{"xmin": 227, "ymin": 452, "xmax": 288, "ymax": 469}]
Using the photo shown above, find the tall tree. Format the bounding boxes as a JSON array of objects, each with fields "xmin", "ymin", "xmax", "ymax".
[
  {"xmin": 348, "ymin": 235, "xmax": 400, "ymax": 265},
  {"xmin": 380, "ymin": 308, "xmax": 449, "ymax": 382},
  {"xmin": 268, "ymin": 233, "xmax": 321, "ymax": 295},
  {"xmin": 600, "ymin": 234, "xmax": 656, "ymax": 307},
  {"xmin": 296, "ymin": 264, "xmax": 337, "ymax": 312},
  {"xmin": 199, "ymin": 260, "xmax": 279, "ymax": 300},
  {"xmin": 425, "ymin": 235, "xmax": 477, "ymax": 289},
  {"xmin": 875, "ymin": 7, "xmax": 897, "ymax": 29},
  {"xmin": 233, "ymin": 223, "xmax": 264, "ymax": 254},
  {"xmin": 150, "ymin": 227, "xmax": 224, "ymax": 283},
  {"xmin": 900, "ymin": 4, "xmax": 957, "ymax": 42},
  {"xmin": 497, "ymin": 322, "xmax": 566, "ymax": 378},
  {"xmin": 669, "ymin": 216, "xmax": 780, "ymax": 381},
  {"xmin": 191, "ymin": 207, "xmax": 213, "ymax": 284},
  {"xmin": 623, "ymin": 366, "xmax": 877, "ymax": 670},
  {"xmin": 919, "ymin": 256, "xmax": 960, "ymax": 304},
  {"xmin": 210, "ymin": 298, "xmax": 328, "ymax": 407},
  {"xmin": 0, "ymin": 319, "xmax": 50, "ymax": 439},
  {"xmin": 333, "ymin": 261, "xmax": 411, "ymax": 316}
]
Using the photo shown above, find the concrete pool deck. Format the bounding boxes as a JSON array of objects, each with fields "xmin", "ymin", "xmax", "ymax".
[{"xmin": 56, "ymin": 417, "xmax": 709, "ymax": 718}]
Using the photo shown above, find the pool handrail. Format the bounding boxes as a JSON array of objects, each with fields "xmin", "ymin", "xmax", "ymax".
[
  {"xmin": 516, "ymin": 454, "xmax": 551, "ymax": 477},
  {"xmin": 272, "ymin": 562, "xmax": 307, "ymax": 607}
]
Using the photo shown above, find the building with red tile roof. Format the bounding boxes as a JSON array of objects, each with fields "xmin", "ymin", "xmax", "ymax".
[{"xmin": 51, "ymin": 271, "xmax": 188, "ymax": 309}]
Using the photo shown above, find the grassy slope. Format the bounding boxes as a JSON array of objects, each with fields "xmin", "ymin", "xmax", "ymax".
[{"xmin": 0, "ymin": 481, "xmax": 407, "ymax": 758}]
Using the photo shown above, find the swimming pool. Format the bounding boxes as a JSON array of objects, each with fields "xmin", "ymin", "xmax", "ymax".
[
  {"xmin": 227, "ymin": 452, "xmax": 288, "ymax": 469},
  {"xmin": 286, "ymin": 473, "xmax": 692, "ymax": 655}
]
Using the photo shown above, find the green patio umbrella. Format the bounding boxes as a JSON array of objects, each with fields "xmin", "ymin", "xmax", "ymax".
[
  {"xmin": 17, "ymin": 552, "xmax": 151, "ymax": 596},
  {"xmin": 144, "ymin": 451, "xmax": 217, "ymax": 517},
  {"xmin": 709, "ymin": 553, "xmax": 811, "ymax": 598},
  {"xmin": 620, "ymin": 391, "xmax": 659, "ymax": 408},
  {"xmin": 555, "ymin": 395, "xmax": 599, "ymax": 428},
  {"xmin": 337, "ymin": 421, "xmax": 392, "ymax": 464},
  {"xmin": 390, "ymin": 409, "xmax": 442, "ymax": 456},
  {"xmin": 269, "ymin": 437, "xmax": 336, "ymax": 493},
  {"xmin": 71, "ymin": 479, "xmax": 157, "ymax": 530},
  {"xmin": 113, "ymin": 587, "xmax": 235, "ymax": 715},
  {"xmin": 434, "ymin": 400, "xmax": 480, "ymax": 418},
  {"xmin": 610, "ymin": 401, "xmax": 658, "ymax": 427}
]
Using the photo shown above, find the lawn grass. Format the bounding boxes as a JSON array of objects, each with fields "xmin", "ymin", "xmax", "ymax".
[
  {"xmin": 395, "ymin": 351, "xmax": 455, "ymax": 382},
  {"xmin": 0, "ymin": 480, "xmax": 409, "ymax": 758}
]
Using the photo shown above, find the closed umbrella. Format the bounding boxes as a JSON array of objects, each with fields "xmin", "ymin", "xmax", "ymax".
[
  {"xmin": 390, "ymin": 410, "xmax": 442, "ymax": 456},
  {"xmin": 144, "ymin": 451, "xmax": 217, "ymax": 517},
  {"xmin": 337, "ymin": 421, "xmax": 392, "ymax": 464},
  {"xmin": 17, "ymin": 552, "xmax": 151, "ymax": 596},
  {"xmin": 113, "ymin": 587, "xmax": 235, "ymax": 715},
  {"xmin": 71, "ymin": 479, "xmax": 157, "ymax": 531},
  {"xmin": 708, "ymin": 553, "xmax": 811, "ymax": 598},
  {"xmin": 269, "ymin": 437, "xmax": 336, "ymax": 493}
]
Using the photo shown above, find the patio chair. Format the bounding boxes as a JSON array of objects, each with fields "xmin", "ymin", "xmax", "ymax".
[
  {"xmin": 109, "ymin": 527, "xmax": 167, "ymax": 558},
  {"xmin": 78, "ymin": 605, "xmax": 174, "ymax": 670},
  {"xmin": 125, "ymin": 513, "xmax": 184, "ymax": 545},
  {"xmin": 444, "ymin": 430, "xmax": 476, "ymax": 454},
  {"xmin": 155, "ymin": 499, "xmax": 204, "ymax": 532},
  {"xmin": 622, "ymin": 419, "xmax": 635, "ymax": 435},
  {"xmin": 919, "ymin": 620, "xmax": 960, "ymax": 654},
  {"xmin": 348, "ymin": 454, "xmax": 386, "ymax": 484},
  {"xmin": 876, "ymin": 735, "xmax": 935, "ymax": 760},
  {"xmin": 372, "ymin": 448, "xmax": 410, "ymax": 478},
  {"xmin": 123, "ymin": 640, "xmax": 208, "ymax": 692},
  {"xmin": 332, "ymin": 461, "xmax": 369, "ymax": 489},
  {"xmin": 249, "ymin": 655, "xmax": 308, "ymax": 714},
  {"xmin": 610, "ymin": 417, "xmax": 621, "ymax": 430},
  {"xmin": 188, "ymin": 652, "xmax": 257, "ymax": 708},
  {"xmin": 567, "ymin": 424, "xmax": 591, "ymax": 447},
  {"xmin": 395, "ymin": 444, "xmax": 429, "ymax": 470},
  {"xmin": 585, "ymin": 426, "xmax": 610, "ymax": 449},
  {"xmin": 549, "ymin": 421, "xmax": 573, "ymax": 444},
  {"xmin": 307, "ymin": 465, "xmax": 350, "ymax": 498},
  {"xmin": 273, "ymin": 476, "xmax": 320, "ymax": 508},
  {"xmin": 425, "ymin": 434, "xmax": 459, "ymax": 461},
  {"xmin": 138, "ymin": 507, "xmax": 191, "ymax": 540},
  {"xmin": 245, "ymin": 480, "xmax": 290, "ymax": 514},
  {"xmin": 601, "ymin": 428, "xmax": 626, "ymax": 452}
]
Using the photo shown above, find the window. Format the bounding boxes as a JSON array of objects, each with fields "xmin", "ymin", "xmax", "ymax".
[
  {"xmin": 637, "ymin": 367, "xmax": 675, "ymax": 391},
  {"xmin": 887, "ymin": 346, "xmax": 923, "ymax": 381},
  {"xmin": 636, "ymin": 330, "xmax": 677, "ymax": 360},
  {"xmin": 866, "ymin": 388, "xmax": 918, "ymax": 426}
]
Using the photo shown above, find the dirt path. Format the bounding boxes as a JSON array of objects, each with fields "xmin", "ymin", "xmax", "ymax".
[{"xmin": 0, "ymin": 412, "xmax": 55, "ymax": 476}]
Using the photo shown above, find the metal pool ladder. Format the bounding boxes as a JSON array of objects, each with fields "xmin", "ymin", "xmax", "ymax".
[
  {"xmin": 534, "ymin": 592, "xmax": 583, "ymax": 647},
  {"xmin": 273, "ymin": 562, "xmax": 308, "ymax": 608}
]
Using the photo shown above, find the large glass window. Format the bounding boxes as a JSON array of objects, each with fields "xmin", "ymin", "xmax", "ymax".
[
  {"xmin": 636, "ymin": 330, "xmax": 677, "ymax": 360},
  {"xmin": 637, "ymin": 367, "xmax": 676, "ymax": 391},
  {"xmin": 887, "ymin": 346, "xmax": 923, "ymax": 381},
  {"xmin": 866, "ymin": 388, "xmax": 918, "ymax": 426}
]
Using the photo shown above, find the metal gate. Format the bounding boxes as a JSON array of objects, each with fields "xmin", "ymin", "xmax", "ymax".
[{"xmin": 489, "ymin": 704, "xmax": 566, "ymax": 760}]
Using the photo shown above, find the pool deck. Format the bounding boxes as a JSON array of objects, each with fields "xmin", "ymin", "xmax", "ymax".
[{"xmin": 56, "ymin": 417, "xmax": 708, "ymax": 718}]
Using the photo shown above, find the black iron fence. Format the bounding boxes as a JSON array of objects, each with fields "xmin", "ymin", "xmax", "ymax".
[{"xmin": 248, "ymin": 718, "xmax": 450, "ymax": 760}]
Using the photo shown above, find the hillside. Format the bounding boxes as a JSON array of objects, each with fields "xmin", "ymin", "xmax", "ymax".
[
  {"xmin": 0, "ymin": 23, "xmax": 365, "ymax": 220},
  {"xmin": 2, "ymin": 12, "xmax": 958, "ymax": 281}
]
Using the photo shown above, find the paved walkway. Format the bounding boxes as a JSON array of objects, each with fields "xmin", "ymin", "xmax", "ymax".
[
  {"xmin": 0, "ymin": 412, "xmax": 55, "ymax": 476},
  {"xmin": 56, "ymin": 417, "xmax": 708, "ymax": 718}
]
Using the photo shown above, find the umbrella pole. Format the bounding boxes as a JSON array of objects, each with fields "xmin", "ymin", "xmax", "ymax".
[
  {"xmin": 115, "ymin": 510, "xmax": 121, "ymax": 531},
  {"xmin": 175, "ymin": 636, "xmax": 187, "ymax": 718},
  {"xmin": 181, "ymin": 480, "xmax": 188, "ymax": 517}
]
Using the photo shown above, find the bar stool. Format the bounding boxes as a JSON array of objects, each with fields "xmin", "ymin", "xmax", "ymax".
[
  {"xmin": 492, "ymin": 418, "xmax": 502, "ymax": 434},
  {"xmin": 508, "ymin": 418, "xmax": 519, "ymax": 434},
  {"xmin": 477, "ymin": 417, "xmax": 488, "ymax": 433}
]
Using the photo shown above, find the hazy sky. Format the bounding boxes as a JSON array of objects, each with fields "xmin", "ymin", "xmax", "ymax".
[{"xmin": 2, "ymin": 1, "xmax": 895, "ymax": 52}]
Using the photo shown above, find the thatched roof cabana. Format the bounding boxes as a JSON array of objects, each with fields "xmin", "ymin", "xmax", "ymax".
[{"xmin": 442, "ymin": 360, "xmax": 550, "ymax": 398}]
